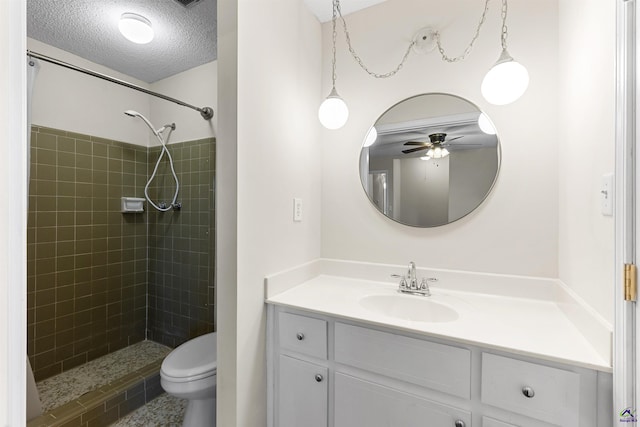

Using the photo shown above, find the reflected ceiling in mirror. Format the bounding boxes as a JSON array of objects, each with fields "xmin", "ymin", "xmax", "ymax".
[{"xmin": 359, "ymin": 93, "xmax": 500, "ymax": 227}]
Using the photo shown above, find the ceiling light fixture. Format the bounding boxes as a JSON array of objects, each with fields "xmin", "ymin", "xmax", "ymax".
[
  {"xmin": 319, "ymin": 0, "xmax": 528, "ymax": 129},
  {"xmin": 427, "ymin": 146, "xmax": 450, "ymax": 159},
  {"xmin": 119, "ymin": 13, "xmax": 154, "ymax": 44}
]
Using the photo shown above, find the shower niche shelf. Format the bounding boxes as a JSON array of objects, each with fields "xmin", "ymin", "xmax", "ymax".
[{"xmin": 121, "ymin": 197, "xmax": 145, "ymax": 213}]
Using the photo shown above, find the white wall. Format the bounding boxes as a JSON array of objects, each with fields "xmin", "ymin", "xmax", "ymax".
[
  {"xmin": 216, "ymin": 0, "xmax": 323, "ymax": 425},
  {"xmin": 149, "ymin": 60, "xmax": 217, "ymax": 145},
  {"xmin": 28, "ymin": 38, "xmax": 151, "ymax": 146},
  {"xmin": 321, "ymin": 0, "xmax": 560, "ymax": 277},
  {"xmin": 558, "ymin": 0, "xmax": 615, "ymax": 323},
  {"xmin": 449, "ymin": 147, "xmax": 499, "ymax": 221},
  {"xmin": 398, "ymin": 157, "xmax": 450, "ymax": 225},
  {"xmin": 1, "ymin": 1, "xmax": 27, "ymax": 425},
  {"xmin": 28, "ymin": 38, "xmax": 217, "ymax": 147},
  {"xmin": 216, "ymin": 0, "xmax": 237, "ymax": 424}
]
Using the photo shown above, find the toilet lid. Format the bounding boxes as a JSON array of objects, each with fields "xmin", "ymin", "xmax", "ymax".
[{"xmin": 161, "ymin": 332, "xmax": 217, "ymax": 380}]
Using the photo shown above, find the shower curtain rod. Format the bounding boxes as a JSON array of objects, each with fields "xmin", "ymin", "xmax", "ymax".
[{"xmin": 26, "ymin": 50, "xmax": 214, "ymax": 121}]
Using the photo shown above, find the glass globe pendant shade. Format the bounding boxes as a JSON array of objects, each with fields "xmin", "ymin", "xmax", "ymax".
[
  {"xmin": 119, "ymin": 13, "xmax": 154, "ymax": 44},
  {"xmin": 481, "ymin": 49, "xmax": 529, "ymax": 106},
  {"xmin": 319, "ymin": 87, "xmax": 349, "ymax": 130},
  {"xmin": 363, "ymin": 126, "xmax": 378, "ymax": 147},
  {"xmin": 477, "ymin": 113, "xmax": 497, "ymax": 135}
]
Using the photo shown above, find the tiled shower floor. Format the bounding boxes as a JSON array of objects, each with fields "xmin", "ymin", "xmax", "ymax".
[
  {"xmin": 111, "ymin": 393, "xmax": 187, "ymax": 426},
  {"xmin": 37, "ymin": 340, "xmax": 171, "ymax": 412}
]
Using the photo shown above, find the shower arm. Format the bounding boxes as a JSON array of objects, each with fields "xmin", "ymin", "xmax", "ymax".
[{"xmin": 27, "ymin": 50, "xmax": 214, "ymax": 121}]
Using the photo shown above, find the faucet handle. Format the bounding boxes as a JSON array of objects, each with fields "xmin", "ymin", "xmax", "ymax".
[
  {"xmin": 419, "ymin": 277, "xmax": 432, "ymax": 296},
  {"xmin": 399, "ymin": 277, "xmax": 408, "ymax": 290}
]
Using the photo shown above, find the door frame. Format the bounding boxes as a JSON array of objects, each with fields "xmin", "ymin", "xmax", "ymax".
[{"xmin": 615, "ymin": 0, "xmax": 638, "ymax": 423}]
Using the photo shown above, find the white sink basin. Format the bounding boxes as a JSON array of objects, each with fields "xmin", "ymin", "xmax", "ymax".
[{"xmin": 359, "ymin": 294, "xmax": 459, "ymax": 323}]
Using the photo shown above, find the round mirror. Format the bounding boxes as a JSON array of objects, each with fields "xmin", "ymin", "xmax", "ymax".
[{"xmin": 359, "ymin": 93, "xmax": 500, "ymax": 227}]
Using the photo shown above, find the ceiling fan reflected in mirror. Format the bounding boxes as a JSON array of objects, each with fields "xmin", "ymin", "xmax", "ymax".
[{"xmin": 402, "ymin": 133, "xmax": 480, "ymax": 158}]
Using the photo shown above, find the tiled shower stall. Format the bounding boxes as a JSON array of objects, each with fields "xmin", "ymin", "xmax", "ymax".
[{"xmin": 27, "ymin": 125, "xmax": 215, "ymax": 381}]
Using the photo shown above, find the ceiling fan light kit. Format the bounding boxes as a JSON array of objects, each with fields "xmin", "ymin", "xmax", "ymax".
[
  {"xmin": 401, "ymin": 132, "xmax": 474, "ymax": 157},
  {"xmin": 319, "ymin": 0, "xmax": 528, "ymax": 130}
]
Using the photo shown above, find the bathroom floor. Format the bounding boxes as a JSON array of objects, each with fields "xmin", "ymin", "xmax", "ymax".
[
  {"xmin": 37, "ymin": 340, "xmax": 171, "ymax": 412},
  {"xmin": 110, "ymin": 393, "xmax": 187, "ymax": 426}
]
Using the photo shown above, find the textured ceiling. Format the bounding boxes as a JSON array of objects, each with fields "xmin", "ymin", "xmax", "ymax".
[
  {"xmin": 304, "ymin": 0, "xmax": 387, "ymax": 23},
  {"xmin": 27, "ymin": 0, "xmax": 217, "ymax": 83},
  {"xmin": 26, "ymin": 0, "xmax": 383, "ymax": 83}
]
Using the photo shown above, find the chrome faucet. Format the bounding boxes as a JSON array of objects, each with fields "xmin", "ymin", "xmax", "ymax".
[
  {"xmin": 392, "ymin": 261, "xmax": 435, "ymax": 297},
  {"xmin": 408, "ymin": 261, "xmax": 417, "ymax": 289}
]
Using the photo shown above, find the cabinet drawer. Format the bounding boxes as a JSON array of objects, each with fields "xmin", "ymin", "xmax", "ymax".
[
  {"xmin": 481, "ymin": 353, "xmax": 580, "ymax": 427},
  {"xmin": 482, "ymin": 417, "xmax": 517, "ymax": 427},
  {"xmin": 334, "ymin": 323, "xmax": 471, "ymax": 398},
  {"xmin": 335, "ymin": 373, "xmax": 470, "ymax": 427},
  {"xmin": 279, "ymin": 312, "xmax": 327, "ymax": 359}
]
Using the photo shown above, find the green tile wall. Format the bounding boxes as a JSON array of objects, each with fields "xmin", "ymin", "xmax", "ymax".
[
  {"xmin": 28, "ymin": 127, "xmax": 148, "ymax": 381},
  {"xmin": 27, "ymin": 126, "xmax": 216, "ymax": 381},
  {"xmin": 147, "ymin": 139, "xmax": 216, "ymax": 347}
]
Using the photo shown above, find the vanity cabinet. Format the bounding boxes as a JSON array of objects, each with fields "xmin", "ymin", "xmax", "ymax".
[{"xmin": 268, "ymin": 306, "xmax": 609, "ymax": 427}]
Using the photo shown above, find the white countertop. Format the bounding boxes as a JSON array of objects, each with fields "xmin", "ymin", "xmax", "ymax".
[{"xmin": 266, "ymin": 273, "xmax": 612, "ymax": 372}]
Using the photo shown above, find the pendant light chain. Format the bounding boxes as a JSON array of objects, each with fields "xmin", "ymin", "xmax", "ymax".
[
  {"xmin": 333, "ymin": 0, "xmax": 499, "ymax": 76},
  {"xmin": 435, "ymin": 0, "xmax": 491, "ymax": 63},
  {"xmin": 331, "ymin": 0, "xmax": 338, "ymax": 88},
  {"xmin": 500, "ymin": 0, "xmax": 509, "ymax": 50},
  {"xmin": 335, "ymin": 0, "xmax": 415, "ymax": 79}
]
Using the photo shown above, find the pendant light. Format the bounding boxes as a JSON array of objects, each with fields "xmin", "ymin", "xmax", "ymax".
[
  {"xmin": 363, "ymin": 126, "xmax": 378, "ymax": 147},
  {"xmin": 319, "ymin": 0, "xmax": 349, "ymax": 130},
  {"xmin": 317, "ymin": 0, "xmax": 530, "ymax": 128},
  {"xmin": 481, "ymin": 0, "xmax": 529, "ymax": 105},
  {"xmin": 478, "ymin": 113, "xmax": 497, "ymax": 134}
]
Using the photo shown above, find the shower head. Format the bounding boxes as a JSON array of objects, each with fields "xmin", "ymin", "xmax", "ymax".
[{"xmin": 124, "ymin": 110, "xmax": 159, "ymax": 136}]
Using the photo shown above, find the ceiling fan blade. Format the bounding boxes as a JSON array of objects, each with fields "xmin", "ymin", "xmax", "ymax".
[
  {"xmin": 443, "ymin": 143, "xmax": 482, "ymax": 147},
  {"xmin": 445, "ymin": 135, "xmax": 464, "ymax": 142},
  {"xmin": 403, "ymin": 141, "xmax": 430, "ymax": 146},
  {"xmin": 402, "ymin": 146, "xmax": 430, "ymax": 154}
]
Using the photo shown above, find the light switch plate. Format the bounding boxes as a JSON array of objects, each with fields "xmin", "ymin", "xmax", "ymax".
[
  {"xmin": 293, "ymin": 198, "xmax": 303, "ymax": 222},
  {"xmin": 601, "ymin": 173, "xmax": 613, "ymax": 216}
]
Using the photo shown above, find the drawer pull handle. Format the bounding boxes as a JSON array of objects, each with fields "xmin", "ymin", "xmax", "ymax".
[
  {"xmin": 522, "ymin": 386, "xmax": 535, "ymax": 398},
  {"xmin": 454, "ymin": 420, "xmax": 465, "ymax": 427},
  {"xmin": 296, "ymin": 333, "xmax": 305, "ymax": 341},
  {"xmin": 315, "ymin": 374, "xmax": 323, "ymax": 382}
]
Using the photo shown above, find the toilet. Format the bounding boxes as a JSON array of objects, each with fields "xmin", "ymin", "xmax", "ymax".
[{"xmin": 161, "ymin": 332, "xmax": 217, "ymax": 426}]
